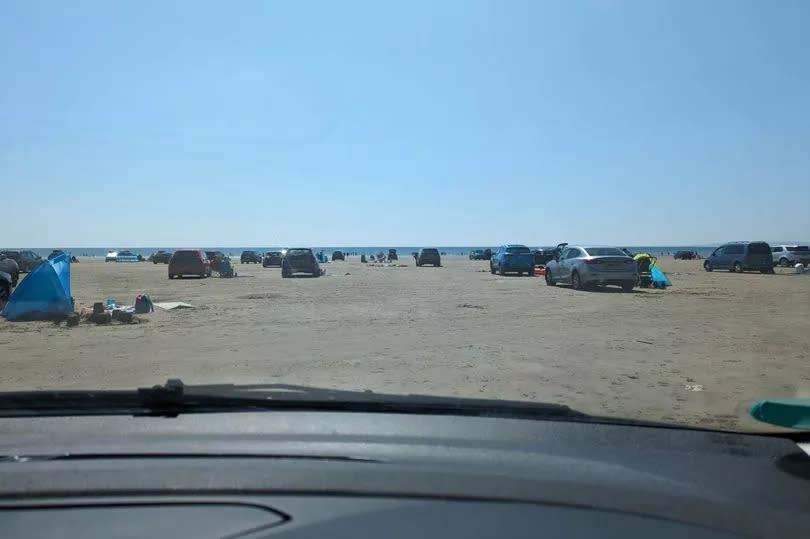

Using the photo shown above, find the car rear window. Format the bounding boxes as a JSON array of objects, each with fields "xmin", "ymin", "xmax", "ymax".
[
  {"xmin": 505, "ymin": 246, "xmax": 530, "ymax": 253},
  {"xmin": 422, "ymin": 249, "xmax": 439, "ymax": 255},
  {"xmin": 287, "ymin": 249, "xmax": 311, "ymax": 256},
  {"xmin": 787, "ymin": 246, "xmax": 809, "ymax": 252},
  {"xmin": 584, "ymin": 247, "xmax": 626, "ymax": 256},
  {"xmin": 748, "ymin": 242, "xmax": 771, "ymax": 254},
  {"xmin": 173, "ymin": 250, "xmax": 200, "ymax": 261}
]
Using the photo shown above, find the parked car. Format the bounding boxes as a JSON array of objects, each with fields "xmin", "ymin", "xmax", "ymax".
[
  {"xmin": 545, "ymin": 246, "xmax": 637, "ymax": 291},
  {"xmin": 533, "ymin": 249, "xmax": 555, "ymax": 266},
  {"xmin": 262, "ymin": 251, "xmax": 283, "ymax": 267},
  {"xmin": 47, "ymin": 249, "xmax": 65, "ymax": 260},
  {"xmin": 240, "ymin": 250, "xmax": 262, "ymax": 264},
  {"xmin": 703, "ymin": 242, "xmax": 773, "ymax": 273},
  {"xmin": 0, "ymin": 257, "xmax": 19, "ymax": 287},
  {"xmin": 0, "ymin": 250, "xmax": 42, "ymax": 273},
  {"xmin": 415, "ymin": 248, "xmax": 441, "ymax": 267},
  {"xmin": 771, "ymin": 245, "xmax": 810, "ymax": 267},
  {"xmin": 673, "ymin": 250, "xmax": 697, "ymax": 260},
  {"xmin": 332, "ymin": 250, "xmax": 345, "ymax": 261},
  {"xmin": 105, "ymin": 251, "xmax": 118, "ymax": 262},
  {"xmin": 149, "ymin": 250, "xmax": 172, "ymax": 264},
  {"xmin": 115, "ymin": 250, "xmax": 140, "ymax": 263},
  {"xmin": 388, "ymin": 249, "xmax": 398, "ymax": 261},
  {"xmin": 282, "ymin": 248, "xmax": 321, "ymax": 278},
  {"xmin": 0, "ymin": 269, "xmax": 11, "ymax": 308},
  {"xmin": 168, "ymin": 249, "xmax": 211, "ymax": 279},
  {"xmin": 469, "ymin": 249, "xmax": 488, "ymax": 260},
  {"xmin": 490, "ymin": 245, "xmax": 534, "ymax": 275}
]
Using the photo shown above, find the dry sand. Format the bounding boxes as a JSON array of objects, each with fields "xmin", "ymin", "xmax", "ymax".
[{"xmin": 2, "ymin": 256, "xmax": 809, "ymax": 431}]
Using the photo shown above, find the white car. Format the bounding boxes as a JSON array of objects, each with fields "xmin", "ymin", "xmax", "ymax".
[
  {"xmin": 105, "ymin": 251, "xmax": 118, "ymax": 263},
  {"xmin": 771, "ymin": 245, "xmax": 810, "ymax": 267}
]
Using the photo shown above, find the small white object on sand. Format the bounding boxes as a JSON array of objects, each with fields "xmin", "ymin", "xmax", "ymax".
[{"xmin": 154, "ymin": 302, "xmax": 195, "ymax": 310}]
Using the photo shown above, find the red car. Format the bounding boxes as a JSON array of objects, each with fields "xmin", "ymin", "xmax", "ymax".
[{"xmin": 168, "ymin": 249, "xmax": 211, "ymax": 279}]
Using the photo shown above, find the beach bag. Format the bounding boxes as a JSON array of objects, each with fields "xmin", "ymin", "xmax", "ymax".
[{"xmin": 134, "ymin": 294, "xmax": 154, "ymax": 313}]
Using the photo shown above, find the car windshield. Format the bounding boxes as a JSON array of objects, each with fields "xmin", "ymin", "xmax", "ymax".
[
  {"xmin": 2, "ymin": 2, "xmax": 808, "ymax": 435},
  {"xmin": 584, "ymin": 248, "xmax": 626, "ymax": 256}
]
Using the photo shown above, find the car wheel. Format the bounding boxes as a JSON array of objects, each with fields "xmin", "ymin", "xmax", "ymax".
[
  {"xmin": 571, "ymin": 271, "xmax": 583, "ymax": 290},
  {"xmin": 153, "ymin": 260, "xmax": 157, "ymax": 264},
  {"xmin": 168, "ymin": 274, "xmax": 174, "ymax": 280},
  {"xmin": 767, "ymin": 267, "xmax": 775, "ymax": 274},
  {"xmin": 780, "ymin": 258, "xmax": 789, "ymax": 267},
  {"xmin": 733, "ymin": 262, "xmax": 743, "ymax": 273},
  {"xmin": 704, "ymin": 261, "xmax": 712, "ymax": 272},
  {"xmin": 498, "ymin": 265, "xmax": 505, "ymax": 276},
  {"xmin": 621, "ymin": 282, "xmax": 634, "ymax": 292},
  {"xmin": 545, "ymin": 269, "xmax": 555, "ymax": 286}
]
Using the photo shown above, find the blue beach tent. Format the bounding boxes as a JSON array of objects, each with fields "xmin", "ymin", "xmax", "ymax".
[{"xmin": 1, "ymin": 253, "xmax": 72, "ymax": 320}]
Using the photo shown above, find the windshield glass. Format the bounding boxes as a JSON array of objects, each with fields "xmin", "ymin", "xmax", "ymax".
[
  {"xmin": 1, "ymin": 2, "xmax": 808, "ymax": 434},
  {"xmin": 584, "ymin": 248, "xmax": 626, "ymax": 256}
]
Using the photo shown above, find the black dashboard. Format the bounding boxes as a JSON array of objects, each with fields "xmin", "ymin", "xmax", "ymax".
[{"xmin": 1, "ymin": 411, "xmax": 809, "ymax": 538}]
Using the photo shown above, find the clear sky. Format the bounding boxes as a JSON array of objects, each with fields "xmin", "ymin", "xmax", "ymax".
[{"xmin": 2, "ymin": 0, "xmax": 809, "ymax": 247}]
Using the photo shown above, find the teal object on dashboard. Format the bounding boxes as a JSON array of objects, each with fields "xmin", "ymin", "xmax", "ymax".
[{"xmin": 749, "ymin": 399, "xmax": 810, "ymax": 429}]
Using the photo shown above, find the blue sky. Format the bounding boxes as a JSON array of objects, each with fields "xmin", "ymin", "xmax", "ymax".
[{"xmin": 2, "ymin": 0, "xmax": 808, "ymax": 247}]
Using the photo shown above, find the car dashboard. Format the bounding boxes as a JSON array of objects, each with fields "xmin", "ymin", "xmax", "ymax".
[{"xmin": 1, "ymin": 411, "xmax": 809, "ymax": 538}]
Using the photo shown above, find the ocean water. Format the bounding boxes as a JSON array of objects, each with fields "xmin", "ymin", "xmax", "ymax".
[{"xmin": 5, "ymin": 245, "xmax": 723, "ymax": 258}]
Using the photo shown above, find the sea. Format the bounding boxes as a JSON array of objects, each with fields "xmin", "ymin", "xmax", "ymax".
[{"xmin": 5, "ymin": 245, "xmax": 728, "ymax": 259}]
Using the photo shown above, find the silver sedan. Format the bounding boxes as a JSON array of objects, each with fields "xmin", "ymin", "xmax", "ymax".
[{"xmin": 545, "ymin": 246, "xmax": 637, "ymax": 291}]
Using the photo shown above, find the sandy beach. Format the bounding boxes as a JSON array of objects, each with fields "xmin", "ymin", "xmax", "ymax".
[{"xmin": 1, "ymin": 256, "xmax": 808, "ymax": 431}]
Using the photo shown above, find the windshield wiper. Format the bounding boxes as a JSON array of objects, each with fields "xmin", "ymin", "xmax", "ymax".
[{"xmin": 0, "ymin": 379, "xmax": 671, "ymax": 428}]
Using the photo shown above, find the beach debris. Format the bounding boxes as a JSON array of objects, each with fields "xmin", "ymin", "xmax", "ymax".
[
  {"xmin": 154, "ymin": 301, "xmax": 195, "ymax": 310},
  {"xmin": 636, "ymin": 340, "xmax": 654, "ymax": 345},
  {"xmin": 796, "ymin": 263, "xmax": 805, "ymax": 274},
  {"xmin": 685, "ymin": 383, "xmax": 704, "ymax": 392}
]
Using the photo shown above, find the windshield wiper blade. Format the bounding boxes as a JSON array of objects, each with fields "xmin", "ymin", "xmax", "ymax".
[{"xmin": 0, "ymin": 379, "xmax": 671, "ymax": 428}]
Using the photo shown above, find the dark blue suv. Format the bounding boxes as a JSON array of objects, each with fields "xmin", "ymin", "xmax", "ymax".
[{"xmin": 704, "ymin": 242, "xmax": 773, "ymax": 273}]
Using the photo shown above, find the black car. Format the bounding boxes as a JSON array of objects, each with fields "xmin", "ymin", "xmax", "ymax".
[
  {"xmin": 0, "ymin": 257, "xmax": 19, "ymax": 287},
  {"xmin": 416, "ymin": 248, "xmax": 441, "ymax": 267},
  {"xmin": 388, "ymin": 249, "xmax": 398, "ymax": 261},
  {"xmin": 149, "ymin": 250, "xmax": 172, "ymax": 264},
  {"xmin": 0, "ymin": 269, "xmax": 11, "ymax": 308},
  {"xmin": 532, "ymin": 249, "xmax": 555, "ymax": 266},
  {"xmin": 240, "ymin": 250, "xmax": 262, "ymax": 264},
  {"xmin": 469, "ymin": 249, "xmax": 487, "ymax": 260},
  {"xmin": 0, "ymin": 250, "xmax": 42, "ymax": 273},
  {"xmin": 262, "ymin": 251, "xmax": 283, "ymax": 267},
  {"xmin": 332, "ymin": 250, "xmax": 345, "ymax": 261},
  {"xmin": 674, "ymin": 250, "xmax": 697, "ymax": 260},
  {"xmin": 282, "ymin": 248, "xmax": 321, "ymax": 278}
]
